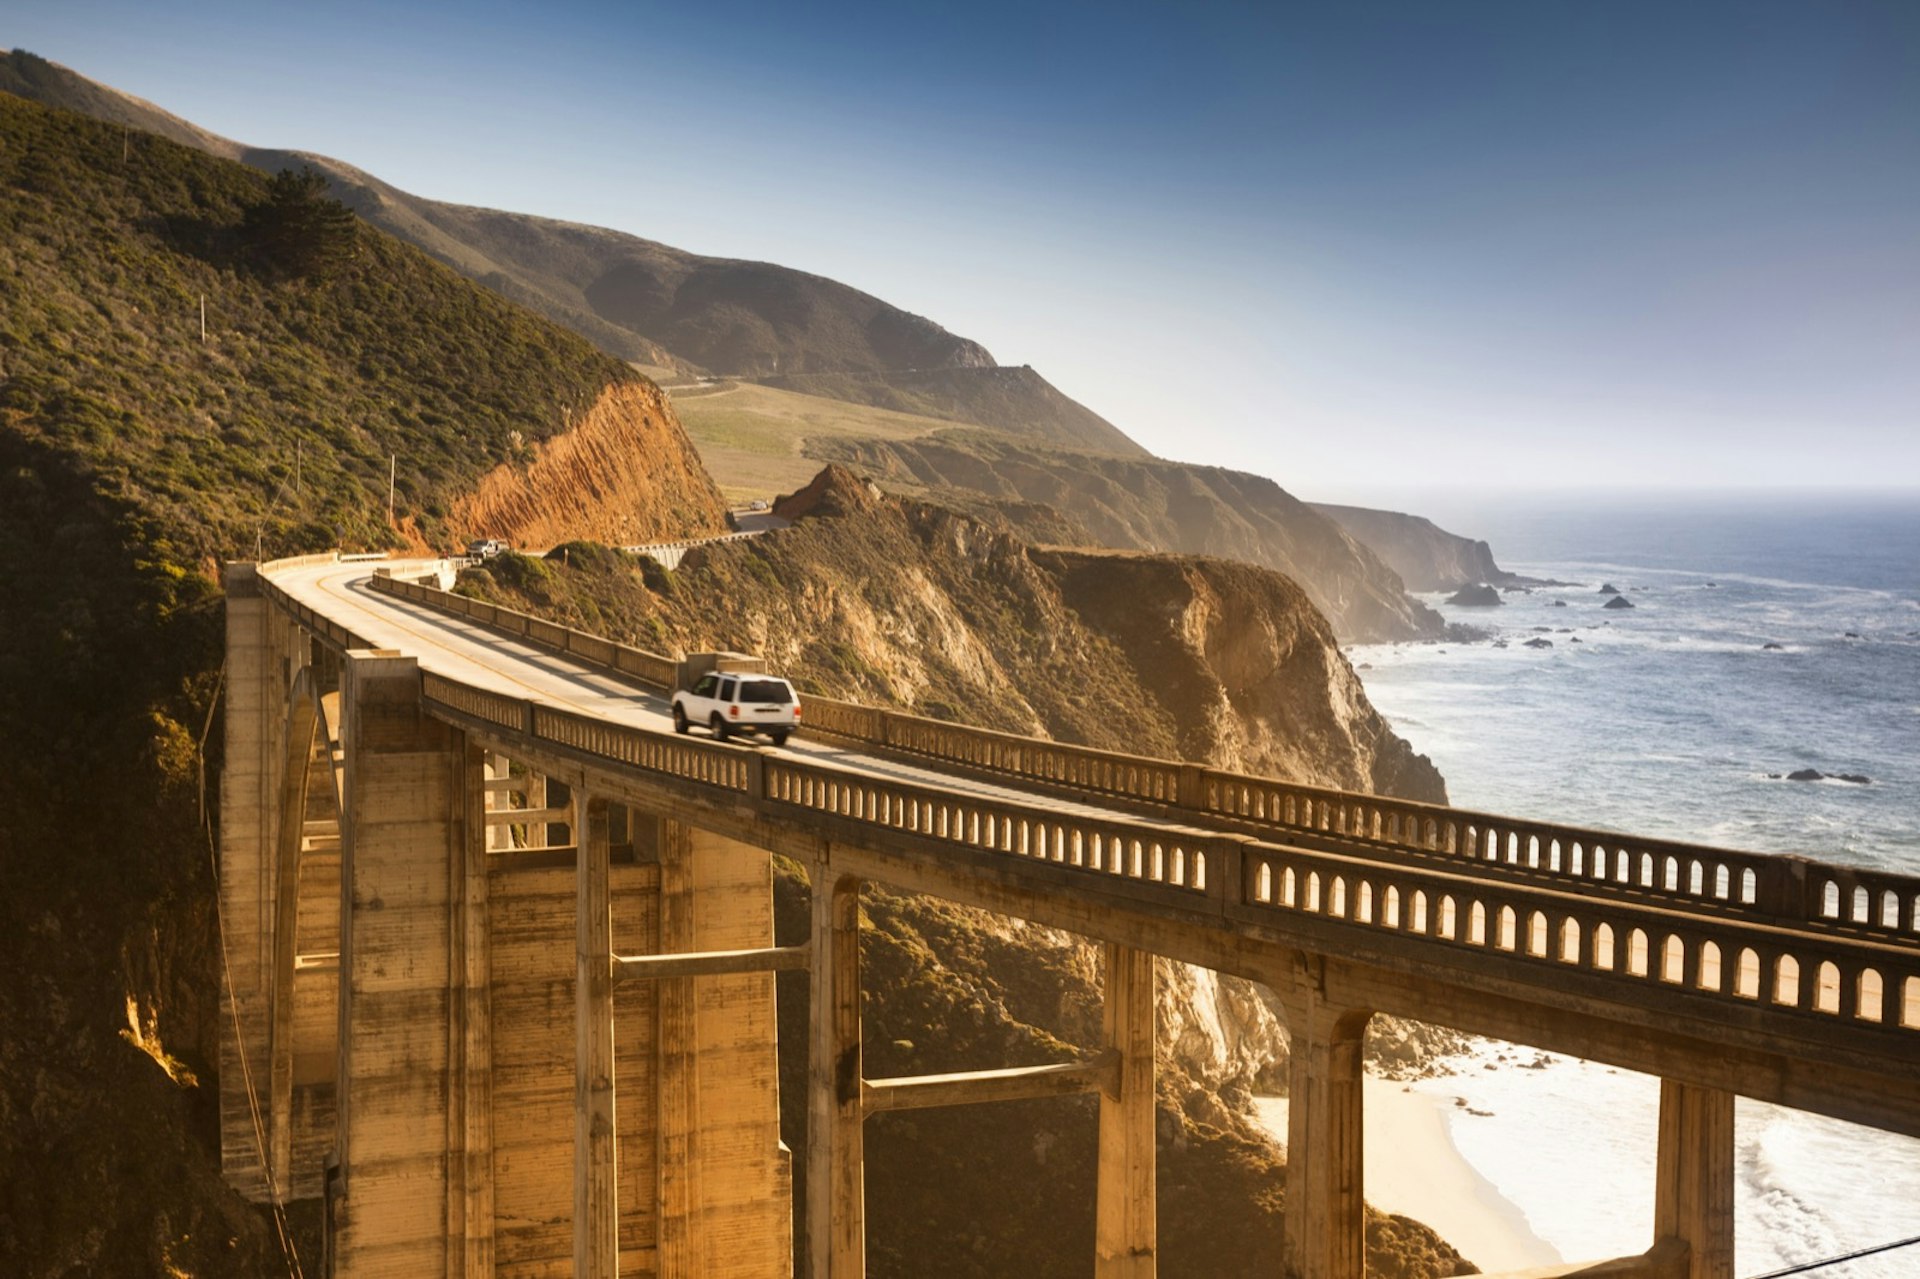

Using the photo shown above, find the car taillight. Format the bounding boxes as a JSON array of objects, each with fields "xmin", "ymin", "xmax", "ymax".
[
  {"xmin": 729, "ymin": 705, "xmax": 739, "ymax": 717},
  {"xmin": 793, "ymin": 703, "xmax": 802, "ymax": 719}
]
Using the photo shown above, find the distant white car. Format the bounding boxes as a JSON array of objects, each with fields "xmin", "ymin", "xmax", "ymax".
[
  {"xmin": 672, "ymin": 672, "xmax": 800, "ymax": 745},
  {"xmin": 465, "ymin": 537, "xmax": 509, "ymax": 559}
]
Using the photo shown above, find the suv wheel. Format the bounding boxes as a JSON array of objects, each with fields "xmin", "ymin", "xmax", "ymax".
[
  {"xmin": 672, "ymin": 704, "xmax": 689, "ymax": 735},
  {"xmin": 710, "ymin": 713, "xmax": 731, "ymax": 742},
  {"xmin": 770, "ymin": 729, "xmax": 790, "ymax": 747}
]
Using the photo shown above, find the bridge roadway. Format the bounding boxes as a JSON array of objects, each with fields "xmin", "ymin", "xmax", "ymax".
[
  {"xmin": 257, "ymin": 554, "xmax": 1920, "ymax": 1279},
  {"xmin": 268, "ymin": 556, "xmax": 1209, "ymax": 837}
]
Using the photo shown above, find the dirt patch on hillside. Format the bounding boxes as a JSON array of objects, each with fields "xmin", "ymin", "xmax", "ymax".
[{"xmin": 451, "ymin": 380, "xmax": 727, "ymax": 548}]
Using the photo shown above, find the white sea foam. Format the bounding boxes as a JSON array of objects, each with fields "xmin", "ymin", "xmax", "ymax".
[
  {"xmin": 1396, "ymin": 1048, "xmax": 1920, "ymax": 1278},
  {"xmin": 1350, "ymin": 498, "xmax": 1920, "ymax": 1269}
]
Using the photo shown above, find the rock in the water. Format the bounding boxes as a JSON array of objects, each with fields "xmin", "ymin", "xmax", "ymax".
[
  {"xmin": 1786, "ymin": 769, "xmax": 1824, "ymax": 781},
  {"xmin": 1834, "ymin": 773, "xmax": 1872, "ymax": 785},
  {"xmin": 1598, "ymin": 583, "xmax": 1621, "ymax": 595},
  {"xmin": 1551, "ymin": 599, "xmax": 1567, "ymax": 607},
  {"xmin": 1762, "ymin": 642, "xmax": 1784, "ymax": 651},
  {"xmin": 1523, "ymin": 637, "xmax": 1553, "ymax": 649},
  {"xmin": 1603, "ymin": 595, "xmax": 1635, "ymax": 610},
  {"xmin": 1447, "ymin": 583, "xmax": 1504, "ymax": 607},
  {"xmin": 1569, "ymin": 636, "xmax": 1583, "ymax": 643},
  {"xmin": 1844, "ymin": 631, "xmax": 1863, "ymax": 639}
]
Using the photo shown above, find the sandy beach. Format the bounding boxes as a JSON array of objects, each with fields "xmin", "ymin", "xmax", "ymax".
[{"xmin": 1252, "ymin": 1076, "xmax": 1561, "ymax": 1275}]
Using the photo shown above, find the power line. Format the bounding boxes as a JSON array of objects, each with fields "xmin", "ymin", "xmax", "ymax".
[
  {"xmin": 1745, "ymin": 1233, "xmax": 1920, "ymax": 1279},
  {"xmin": 197, "ymin": 665, "xmax": 305, "ymax": 1279}
]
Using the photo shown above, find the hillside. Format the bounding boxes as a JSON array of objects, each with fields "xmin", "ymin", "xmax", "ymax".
[
  {"xmin": 0, "ymin": 51, "xmax": 1064, "ymax": 395},
  {"xmin": 754, "ymin": 364, "xmax": 1145, "ymax": 455},
  {"xmin": 1312, "ymin": 503, "xmax": 1527, "ymax": 591},
  {"xmin": 0, "ymin": 90, "xmax": 724, "ymax": 1275},
  {"xmin": 807, "ymin": 431, "xmax": 1446, "ymax": 642}
]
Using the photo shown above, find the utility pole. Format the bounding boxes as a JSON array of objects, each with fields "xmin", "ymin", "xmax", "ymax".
[
  {"xmin": 295, "ymin": 439, "xmax": 302, "ymax": 495},
  {"xmin": 387, "ymin": 453, "xmax": 397, "ymax": 526}
]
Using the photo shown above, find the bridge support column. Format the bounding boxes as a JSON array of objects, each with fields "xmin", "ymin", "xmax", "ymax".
[
  {"xmin": 1276, "ymin": 962, "xmax": 1369, "ymax": 1279},
  {"xmin": 1096, "ymin": 944, "xmax": 1157, "ymax": 1278},
  {"xmin": 332, "ymin": 650, "xmax": 463, "ymax": 1275},
  {"xmin": 577, "ymin": 797, "xmax": 619, "ymax": 1278},
  {"xmin": 1654, "ymin": 1079, "xmax": 1735, "ymax": 1279},
  {"xmin": 808, "ymin": 870, "xmax": 864, "ymax": 1279},
  {"xmin": 647, "ymin": 820, "xmax": 793, "ymax": 1278}
]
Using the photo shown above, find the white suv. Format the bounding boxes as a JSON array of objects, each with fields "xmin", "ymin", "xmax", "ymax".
[{"xmin": 671, "ymin": 672, "xmax": 800, "ymax": 745}]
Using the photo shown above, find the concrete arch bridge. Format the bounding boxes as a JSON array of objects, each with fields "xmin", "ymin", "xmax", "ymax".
[{"xmin": 218, "ymin": 554, "xmax": 1920, "ymax": 1279}]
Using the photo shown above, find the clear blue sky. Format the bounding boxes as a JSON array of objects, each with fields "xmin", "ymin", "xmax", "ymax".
[{"xmin": 7, "ymin": 1, "xmax": 1917, "ymax": 501}]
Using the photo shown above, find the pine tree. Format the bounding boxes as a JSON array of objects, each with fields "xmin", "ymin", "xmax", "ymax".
[{"xmin": 243, "ymin": 166, "xmax": 358, "ymax": 279}]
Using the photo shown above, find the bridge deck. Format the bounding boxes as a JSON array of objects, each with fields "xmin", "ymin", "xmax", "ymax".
[{"xmin": 262, "ymin": 557, "xmax": 1920, "ymax": 1142}]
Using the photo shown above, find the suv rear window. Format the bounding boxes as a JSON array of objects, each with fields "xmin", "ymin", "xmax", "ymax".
[{"xmin": 737, "ymin": 679, "xmax": 793, "ymax": 705}]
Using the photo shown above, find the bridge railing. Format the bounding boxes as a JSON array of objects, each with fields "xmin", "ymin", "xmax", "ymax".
[
  {"xmin": 343, "ymin": 567, "xmax": 1920, "ymax": 944},
  {"xmin": 368, "ymin": 574, "xmax": 681, "ymax": 689},
  {"xmin": 412, "ymin": 667, "xmax": 1920, "ymax": 1058},
  {"xmin": 1235, "ymin": 840, "xmax": 1920, "ymax": 1041},
  {"xmin": 1192, "ymin": 775, "xmax": 1920, "ymax": 942}
]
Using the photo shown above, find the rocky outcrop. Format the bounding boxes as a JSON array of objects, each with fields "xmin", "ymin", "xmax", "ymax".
[
  {"xmin": 1604, "ymin": 595, "xmax": 1635, "ymax": 610},
  {"xmin": 807, "ymin": 433, "xmax": 1446, "ymax": 642},
  {"xmin": 1032, "ymin": 549, "xmax": 1448, "ymax": 799},
  {"xmin": 1446, "ymin": 583, "xmax": 1504, "ymax": 607},
  {"xmin": 1312, "ymin": 502, "xmax": 1523, "ymax": 591},
  {"xmin": 450, "ymin": 380, "xmax": 728, "ymax": 548}
]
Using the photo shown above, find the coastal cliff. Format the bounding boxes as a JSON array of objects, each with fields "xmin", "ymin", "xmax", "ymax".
[
  {"xmin": 806, "ymin": 431, "xmax": 1446, "ymax": 642},
  {"xmin": 1311, "ymin": 503, "xmax": 1522, "ymax": 592}
]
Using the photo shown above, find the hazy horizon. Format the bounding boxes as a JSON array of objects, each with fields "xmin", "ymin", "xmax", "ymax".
[{"xmin": 6, "ymin": 1, "xmax": 1917, "ymax": 504}]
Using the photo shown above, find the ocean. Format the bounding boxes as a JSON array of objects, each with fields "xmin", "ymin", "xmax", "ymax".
[{"xmin": 1348, "ymin": 492, "xmax": 1920, "ymax": 1278}]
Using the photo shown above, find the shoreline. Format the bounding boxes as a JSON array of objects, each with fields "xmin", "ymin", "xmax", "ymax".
[{"xmin": 1251, "ymin": 1075, "xmax": 1561, "ymax": 1275}]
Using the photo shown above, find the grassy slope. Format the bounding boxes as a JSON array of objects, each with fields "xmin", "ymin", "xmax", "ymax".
[
  {"xmin": 754, "ymin": 364, "xmax": 1146, "ymax": 457},
  {"xmin": 655, "ymin": 375, "xmax": 971, "ymax": 502},
  {"xmin": 0, "ymin": 91, "xmax": 709, "ymax": 1276}
]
